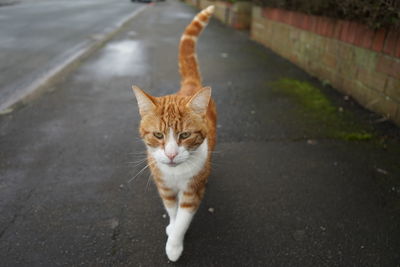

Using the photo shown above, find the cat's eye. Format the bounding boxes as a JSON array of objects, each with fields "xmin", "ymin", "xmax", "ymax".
[
  {"xmin": 179, "ymin": 132, "xmax": 191, "ymax": 139},
  {"xmin": 153, "ymin": 132, "xmax": 164, "ymax": 139}
]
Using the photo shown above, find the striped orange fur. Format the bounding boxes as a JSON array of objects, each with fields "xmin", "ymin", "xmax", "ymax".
[
  {"xmin": 179, "ymin": 5, "xmax": 215, "ymax": 95},
  {"xmin": 131, "ymin": 6, "xmax": 216, "ymax": 262}
]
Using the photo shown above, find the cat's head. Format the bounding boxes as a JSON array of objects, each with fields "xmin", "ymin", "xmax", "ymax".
[{"xmin": 132, "ymin": 86, "xmax": 211, "ymax": 167}]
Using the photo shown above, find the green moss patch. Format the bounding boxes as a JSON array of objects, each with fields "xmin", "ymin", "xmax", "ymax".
[{"xmin": 271, "ymin": 78, "xmax": 374, "ymax": 141}]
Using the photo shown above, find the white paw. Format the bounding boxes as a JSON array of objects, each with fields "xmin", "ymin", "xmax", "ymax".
[
  {"xmin": 166, "ymin": 238, "xmax": 183, "ymax": 262},
  {"xmin": 166, "ymin": 224, "xmax": 174, "ymax": 236}
]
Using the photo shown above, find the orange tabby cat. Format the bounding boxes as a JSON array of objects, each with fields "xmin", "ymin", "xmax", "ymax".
[{"xmin": 132, "ymin": 6, "xmax": 216, "ymax": 261}]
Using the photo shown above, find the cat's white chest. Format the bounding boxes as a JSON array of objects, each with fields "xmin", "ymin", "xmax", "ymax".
[
  {"xmin": 157, "ymin": 139, "xmax": 208, "ymax": 191},
  {"xmin": 163, "ymin": 171, "xmax": 193, "ymax": 192}
]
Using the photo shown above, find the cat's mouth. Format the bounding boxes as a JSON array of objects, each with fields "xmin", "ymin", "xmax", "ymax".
[{"xmin": 166, "ymin": 162, "xmax": 179, "ymax": 167}]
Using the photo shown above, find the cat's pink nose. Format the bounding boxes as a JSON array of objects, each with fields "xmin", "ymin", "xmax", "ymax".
[{"xmin": 166, "ymin": 152, "xmax": 177, "ymax": 161}]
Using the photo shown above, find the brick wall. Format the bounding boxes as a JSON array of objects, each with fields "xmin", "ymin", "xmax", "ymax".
[
  {"xmin": 214, "ymin": 1, "xmax": 231, "ymax": 24},
  {"xmin": 199, "ymin": 0, "xmax": 214, "ymax": 9},
  {"xmin": 251, "ymin": 6, "xmax": 400, "ymax": 126},
  {"xmin": 184, "ymin": 0, "xmax": 199, "ymax": 8},
  {"xmin": 194, "ymin": 0, "xmax": 252, "ymax": 30}
]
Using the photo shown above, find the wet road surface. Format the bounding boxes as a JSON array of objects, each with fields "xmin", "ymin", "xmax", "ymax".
[
  {"xmin": 0, "ymin": 0, "xmax": 144, "ymax": 111},
  {"xmin": 1, "ymin": 0, "xmax": 400, "ymax": 266}
]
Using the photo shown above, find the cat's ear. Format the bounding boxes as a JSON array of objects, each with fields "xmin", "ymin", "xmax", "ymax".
[
  {"xmin": 132, "ymin": 86, "xmax": 156, "ymax": 116},
  {"xmin": 187, "ymin": 87, "xmax": 211, "ymax": 115}
]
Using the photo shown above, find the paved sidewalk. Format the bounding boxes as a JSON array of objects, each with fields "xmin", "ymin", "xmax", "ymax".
[{"xmin": 0, "ymin": 0, "xmax": 399, "ymax": 266}]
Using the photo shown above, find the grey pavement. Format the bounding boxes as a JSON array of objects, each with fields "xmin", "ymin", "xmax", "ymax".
[
  {"xmin": 1, "ymin": 0, "xmax": 400, "ymax": 266},
  {"xmin": 0, "ymin": 0, "xmax": 146, "ymax": 112}
]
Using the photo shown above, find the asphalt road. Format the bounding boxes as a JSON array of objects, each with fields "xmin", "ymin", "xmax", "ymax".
[
  {"xmin": 0, "ymin": 0, "xmax": 144, "ymax": 111},
  {"xmin": 1, "ymin": 0, "xmax": 400, "ymax": 266}
]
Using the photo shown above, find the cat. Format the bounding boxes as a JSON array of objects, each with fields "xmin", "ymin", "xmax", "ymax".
[{"xmin": 131, "ymin": 6, "xmax": 216, "ymax": 262}]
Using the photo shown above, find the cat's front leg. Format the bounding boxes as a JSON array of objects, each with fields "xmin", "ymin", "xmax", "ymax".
[
  {"xmin": 165, "ymin": 203, "xmax": 177, "ymax": 236},
  {"xmin": 165, "ymin": 190, "xmax": 200, "ymax": 262},
  {"xmin": 166, "ymin": 208, "xmax": 195, "ymax": 262},
  {"xmin": 158, "ymin": 186, "xmax": 178, "ymax": 236}
]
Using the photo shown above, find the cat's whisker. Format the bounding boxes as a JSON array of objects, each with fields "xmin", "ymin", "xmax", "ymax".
[
  {"xmin": 126, "ymin": 157, "xmax": 149, "ymax": 169},
  {"xmin": 127, "ymin": 158, "xmax": 148, "ymax": 165},
  {"xmin": 128, "ymin": 161, "xmax": 148, "ymax": 169},
  {"xmin": 128, "ymin": 161, "xmax": 156, "ymax": 184},
  {"xmin": 127, "ymin": 151, "xmax": 147, "ymax": 155},
  {"xmin": 145, "ymin": 173, "xmax": 153, "ymax": 192}
]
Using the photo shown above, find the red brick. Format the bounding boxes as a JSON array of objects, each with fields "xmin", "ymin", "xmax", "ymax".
[
  {"xmin": 280, "ymin": 9, "xmax": 285, "ymax": 22},
  {"xmin": 315, "ymin": 16, "xmax": 322, "ymax": 33},
  {"xmin": 395, "ymin": 36, "xmax": 400, "ymax": 58},
  {"xmin": 266, "ymin": 8, "xmax": 274, "ymax": 20},
  {"xmin": 290, "ymin": 11, "xmax": 296, "ymax": 25},
  {"xmin": 292, "ymin": 12, "xmax": 299, "ymax": 28},
  {"xmin": 277, "ymin": 9, "xmax": 285, "ymax": 22},
  {"xmin": 291, "ymin": 11, "xmax": 297, "ymax": 25},
  {"xmin": 271, "ymin": 8, "xmax": 278, "ymax": 21},
  {"xmin": 383, "ymin": 29, "xmax": 398, "ymax": 56},
  {"xmin": 301, "ymin": 14, "xmax": 310, "ymax": 30},
  {"xmin": 316, "ymin": 17, "xmax": 324, "ymax": 35},
  {"xmin": 324, "ymin": 18, "xmax": 334, "ymax": 38},
  {"xmin": 274, "ymin": 9, "xmax": 280, "ymax": 21},
  {"xmin": 354, "ymin": 24, "xmax": 366, "ymax": 46},
  {"xmin": 320, "ymin": 18, "xmax": 326, "ymax": 36},
  {"xmin": 333, "ymin": 20, "xmax": 343, "ymax": 40},
  {"xmin": 347, "ymin": 22, "xmax": 358, "ymax": 44},
  {"xmin": 309, "ymin": 15, "xmax": 317, "ymax": 33},
  {"xmin": 271, "ymin": 8, "xmax": 278, "ymax": 20},
  {"xmin": 272, "ymin": 8, "xmax": 278, "ymax": 20},
  {"xmin": 345, "ymin": 22, "xmax": 354, "ymax": 43},
  {"xmin": 268, "ymin": 8, "xmax": 274, "ymax": 20},
  {"xmin": 297, "ymin": 13, "xmax": 304, "ymax": 29},
  {"xmin": 372, "ymin": 28, "xmax": 387, "ymax": 52},
  {"xmin": 321, "ymin": 18, "xmax": 327, "ymax": 36},
  {"xmin": 281, "ymin": 9, "xmax": 287, "ymax": 23},
  {"xmin": 313, "ymin": 16, "xmax": 319, "ymax": 34},
  {"xmin": 295, "ymin": 13, "xmax": 304, "ymax": 28},
  {"xmin": 361, "ymin": 28, "xmax": 374, "ymax": 49},
  {"xmin": 341, "ymin": 21, "xmax": 350, "ymax": 42},
  {"xmin": 311, "ymin": 16, "xmax": 318, "ymax": 34},
  {"xmin": 326, "ymin": 18, "xmax": 335, "ymax": 37},
  {"xmin": 317, "ymin": 17, "xmax": 323, "ymax": 35},
  {"xmin": 284, "ymin": 10, "xmax": 290, "ymax": 22}
]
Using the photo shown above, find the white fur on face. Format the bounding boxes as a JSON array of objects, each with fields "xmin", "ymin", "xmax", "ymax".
[
  {"xmin": 147, "ymin": 137, "xmax": 208, "ymax": 186},
  {"xmin": 164, "ymin": 128, "xmax": 179, "ymax": 161},
  {"xmin": 149, "ymin": 128, "xmax": 190, "ymax": 166}
]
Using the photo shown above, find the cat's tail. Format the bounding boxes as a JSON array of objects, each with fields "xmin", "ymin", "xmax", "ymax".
[{"xmin": 178, "ymin": 6, "xmax": 214, "ymax": 94}]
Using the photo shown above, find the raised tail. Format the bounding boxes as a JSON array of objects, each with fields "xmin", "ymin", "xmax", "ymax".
[{"xmin": 178, "ymin": 6, "xmax": 214, "ymax": 95}]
